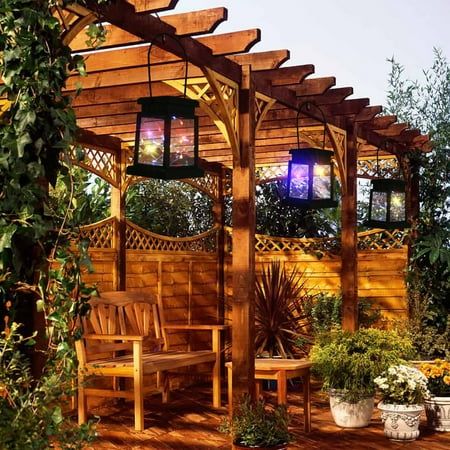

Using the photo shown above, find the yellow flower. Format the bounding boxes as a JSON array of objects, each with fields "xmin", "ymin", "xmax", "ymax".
[{"xmin": 444, "ymin": 376, "xmax": 450, "ymax": 386}]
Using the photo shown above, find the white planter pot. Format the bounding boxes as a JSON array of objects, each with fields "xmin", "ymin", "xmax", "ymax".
[
  {"xmin": 424, "ymin": 396, "xmax": 450, "ymax": 432},
  {"xmin": 329, "ymin": 390, "xmax": 374, "ymax": 428},
  {"xmin": 378, "ymin": 402, "xmax": 423, "ymax": 441}
]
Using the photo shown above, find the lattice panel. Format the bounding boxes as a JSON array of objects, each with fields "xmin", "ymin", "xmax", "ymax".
[
  {"xmin": 71, "ymin": 146, "xmax": 117, "ymax": 186},
  {"xmin": 256, "ymin": 165, "xmax": 288, "ymax": 184},
  {"xmin": 357, "ymin": 157, "xmax": 401, "ymax": 179},
  {"xmin": 184, "ymin": 172, "xmax": 220, "ymax": 200},
  {"xmin": 126, "ymin": 221, "xmax": 218, "ymax": 253},
  {"xmin": 225, "ymin": 228, "xmax": 407, "ymax": 255},
  {"xmin": 357, "ymin": 229, "xmax": 407, "ymax": 250},
  {"xmin": 255, "ymin": 234, "xmax": 340, "ymax": 255},
  {"xmin": 79, "ymin": 217, "xmax": 115, "ymax": 249},
  {"xmin": 223, "ymin": 168, "xmax": 233, "ymax": 196}
]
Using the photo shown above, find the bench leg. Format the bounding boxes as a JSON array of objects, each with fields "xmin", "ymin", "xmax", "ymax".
[
  {"xmin": 162, "ymin": 371, "xmax": 170, "ymax": 404},
  {"xmin": 277, "ymin": 370, "xmax": 287, "ymax": 405},
  {"xmin": 212, "ymin": 329, "xmax": 221, "ymax": 408},
  {"xmin": 78, "ymin": 372, "xmax": 87, "ymax": 425},
  {"xmin": 227, "ymin": 366, "xmax": 232, "ymax": 415},
  {"xmin": 255, "ymin": 380, "xmax": 263, "ymax": 400},
  {"xmin": 303, "ymin": 372, "xmax": 311, "ymax": 433},
  {"xmin": 133, "ymin": 341, "xmax": 144, "ymax": 431}
]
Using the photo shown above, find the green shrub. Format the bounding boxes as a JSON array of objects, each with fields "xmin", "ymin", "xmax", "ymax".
[
  {"xmin": 219, "ymin": 396, "xmax": 291, "ymax": 447},
  {"xmin": 301, "ymin": 293, "xmax": 381, "ymax": 337},
  {"xmin": 310, "ymin": 328, "xmax": 414, "ymax": 402}
]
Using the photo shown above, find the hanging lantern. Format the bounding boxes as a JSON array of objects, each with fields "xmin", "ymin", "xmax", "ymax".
[
  {"xmin": 285, "ymin": 148, "xmax": 337, "ymax": 208},
  {"xmin": 284, "ymin": 103, "xmax": 337, "ymax": 208},
  {"xmin": 367, "ymin": 179, "xmax": 407, "ymax": 228},
  {"xmin": 126, "ymin": 34, "xmax": 204, "ymax": 180},
  {"xmin": 126, "ymin": 96, "xmax": 203, "ymax": 179}
]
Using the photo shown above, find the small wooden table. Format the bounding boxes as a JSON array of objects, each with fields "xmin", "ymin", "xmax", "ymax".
[{"xmin": 225, "ymin": 359, "xmax": 312, "ymax": 433}]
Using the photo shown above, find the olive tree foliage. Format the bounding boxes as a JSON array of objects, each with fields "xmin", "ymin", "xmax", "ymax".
[
  {"xmin": 385, "ymin": 49, "xmax": 450, "ymax": 358},
  {"xmin": 0, "ymin": 1, "xmax": 109, "ymax": 448},
  {"xmin": 223, "ymin": 181, "xmax": 341, "ymax": 238},
  {"xmin": 126, "ymin": 179, "xmax": 214, "ymax": 237}
]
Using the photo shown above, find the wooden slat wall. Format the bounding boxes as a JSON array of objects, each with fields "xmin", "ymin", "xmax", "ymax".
[
  {"xmin": 81, "ymin": 249, "xmax": 117, "ymax": 292},
  {"xmin": 85, "ymin": 247, "xmax": 407, "ymax": 329},
  {"xmin": 85, "ymin": 250, "xmax": 220, "ymax": 351},
  {"xmin": 225, "ymin": 247, "xmax": 408, "ymax": 321}
]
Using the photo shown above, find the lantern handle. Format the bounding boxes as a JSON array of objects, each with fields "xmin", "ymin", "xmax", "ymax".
[
  {"xmin": 147, "ymin": 33, "xmax": 188, "ymax": 98},
  {"xmin": 296, "ymin": 102, "xmax": 327, "ymax": 150}
]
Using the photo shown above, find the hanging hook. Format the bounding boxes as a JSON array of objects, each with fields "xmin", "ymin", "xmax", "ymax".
[
  {"xmin": 296, "ymin": 101, "xmax": 327, "ymax": 149},
  {"xmin": 147, "ymin": 33, "xmax": 189, "ymax": 98}
]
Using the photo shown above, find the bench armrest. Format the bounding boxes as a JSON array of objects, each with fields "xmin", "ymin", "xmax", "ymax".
[
  {"xmin": 163, "ymin": 325, "xmax": 229, "ymax": 331},
  {"xmin": 83, "ymin": 334, "xmax": 144, "ymax": 341}
]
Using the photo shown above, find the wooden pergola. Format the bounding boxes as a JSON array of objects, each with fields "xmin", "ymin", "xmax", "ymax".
[{"xmin": 56, "ymin": 0, "xmax": 429, "ymax": 402}]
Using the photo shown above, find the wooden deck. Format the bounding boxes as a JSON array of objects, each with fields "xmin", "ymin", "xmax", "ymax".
[{"xmin": 83, "ymin": 383, "xmax": 450, "ymax": 449}]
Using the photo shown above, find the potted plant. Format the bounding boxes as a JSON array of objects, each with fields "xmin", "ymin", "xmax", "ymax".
[
  {"xmin": 375, "ymin": 364, "xmax": 429, "ymax": 441},
  {"xmin": 420, "ymin": 359, "xmax": 450, "ymax": 431},
  {"xmin": 219, "ymin": 396, "xmax": 292, "ymax": 449},
  {"xmin": 310, "ymin": 328, "xmax": 413, "ymax": 428}
]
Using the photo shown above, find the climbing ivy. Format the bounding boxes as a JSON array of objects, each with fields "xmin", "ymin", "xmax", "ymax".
[{"xmin": 0, "ymin": 0, "xmax": 109, "ymax": 447}]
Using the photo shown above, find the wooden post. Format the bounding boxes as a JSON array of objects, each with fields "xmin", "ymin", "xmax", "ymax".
[
  {"xmin": 111, "ymin": 145, "xmax": 126, "ymax": 290},
  {"xmin": 214, "ymin": 168, "xmax": 226, "ymax": 323},
  {"xmin": 405, "ymin": 155, "xmax": 420, "ymax": 228},
  {"xmin": 341, "ymin": 122, "xmax": 358, "ymax": 331},
  {"xmin": 403, "ymin": 153, "xmax": 420, "ymax": 261},
  {"xmin": 231, "ymin": 64, "xmax": 256, "ymax": 405}
]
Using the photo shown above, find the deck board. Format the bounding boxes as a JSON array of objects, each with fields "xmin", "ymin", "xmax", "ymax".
[{"xmin": 82, "ymin": 383, "xmax": 450, "ymax": 449}]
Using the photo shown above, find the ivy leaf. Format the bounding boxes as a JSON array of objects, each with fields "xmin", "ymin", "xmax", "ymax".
[
  {"xmin": 51, "ymin": 406, "xmax": 63, "ymax": 425},
  {"xmin": 0, "ymin": 223, "xmax": 17, "ymax": 251},
  {"xmin": 16, "ymin": 132, "xmax": 32, "ymax": 157}
]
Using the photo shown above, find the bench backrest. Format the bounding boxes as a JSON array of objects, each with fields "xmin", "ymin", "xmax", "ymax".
[{"xmin": 78, "ymin": 291, "xmax": 168, "ymax": 363}]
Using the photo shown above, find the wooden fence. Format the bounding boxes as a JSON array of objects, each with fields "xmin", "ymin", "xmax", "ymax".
[{"xmin": 81, "ymin": 218, "xmax": 409, "ymax": 328}]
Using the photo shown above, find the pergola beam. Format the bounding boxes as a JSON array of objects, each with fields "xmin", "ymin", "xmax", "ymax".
[
  {"xmin": 130, "ymin": 0, "xmax": 179, "ymax": 13},
  {"xmin": 253, "ymin": 65, "xmax": 315, "ymax": 86},
  {"xmin": 162, "ymin": 7, "xmax": 228, "ymax": 36},
  {"xmin": 229, "ymin": 50, "xmax": 291, "ymax": 71}
]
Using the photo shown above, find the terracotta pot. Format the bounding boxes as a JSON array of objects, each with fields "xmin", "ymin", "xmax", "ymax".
[
  {"xmin": 425, "ymin": 396, "xmax": 450, "ymax": 432},
  {"xmin": 378, "ymin": 402, "xmax": 423, "ymax": 442},
  {"xmin": 232, "ymin": 442, "xmax": 288, "ymax": 450},
  {"xmin": 329, "ymin": 389, "xmax": 374, "ymax": 428}
]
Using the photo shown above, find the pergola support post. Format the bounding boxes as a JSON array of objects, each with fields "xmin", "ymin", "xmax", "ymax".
[
  {"xmin": 111, "ymin": 145, "xmax": 127, "ymax": 291},
  {"xmin": 214, "ymin": 169, "xmax": 226, "ymax": 323},
  {"xmin": 341, "ymin": 123, "xmax": 359, "ymax": 331},
  {"xmin": 231, "ymin": 65, "xmax": 256, "ymax": 405}
]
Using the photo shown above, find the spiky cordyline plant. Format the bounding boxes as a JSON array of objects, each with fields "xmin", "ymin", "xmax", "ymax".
[{"xmin": 255, "ymin": 260, "xmax": 313, "ymax": 358}]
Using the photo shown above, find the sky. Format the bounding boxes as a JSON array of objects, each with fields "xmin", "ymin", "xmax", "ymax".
[{"xmin": 169, "ymin": 0, "xmax": 450, "ymax": 107}]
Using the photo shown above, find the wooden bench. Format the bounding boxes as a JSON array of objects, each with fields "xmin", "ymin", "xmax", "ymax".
[{"xmin": 75, "ymin": 291, "xmax": 227, "ymax": 431}]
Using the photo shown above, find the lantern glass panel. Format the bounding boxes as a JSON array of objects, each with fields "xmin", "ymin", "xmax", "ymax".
[
  {"xmin": 313, "ymin": 164, "xmax": 331, "ymax": 199},
  {"xmin": 372, "ymin": 191, "xmax": 387, "ymax": 221},
  {"xmin": 170, "ymin": 117, "xmax": 195, "ymax": 167},
  {"xmin": 289, "ymin": 163, "xmax": 309, "ymax": 199},
  {"xmin": 137, "ymin": 117, "xmax": 164, "ymax": 166},
  {"xmin": 390, "ymin": 191, "xmax": 406, "ymax": 222}
]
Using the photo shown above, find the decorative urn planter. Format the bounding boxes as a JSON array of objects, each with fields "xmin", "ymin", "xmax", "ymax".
[
  {"xmin": 378, "ymin": 402, "xmax": 423, "ymax": 441},
  {"xmin": 329, "ymin": 390, "xmax": 374, "ymax": 428},
  {"xmin": 424, "ymin": 396, "xmax": 450, "ymax": 432},
  {"xmin": 232, "ymin": 443, "xmax": 288, "ymax": 450}
]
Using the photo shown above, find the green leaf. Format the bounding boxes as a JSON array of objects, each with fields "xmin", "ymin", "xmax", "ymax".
[
  {"xmin": 51, "ymin": 406, "xmax": 63, "ymax": 425},
  {"xmin": 0, "ymin": 224, "xmax": 17, "ymax": 251},
  {"xmin": 36, "ymin": 299, "xmax": 45, "ymax": 312},
  {"xmin": 16, "ymin": 132, "xmax": 32, "ymax": 158}
]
